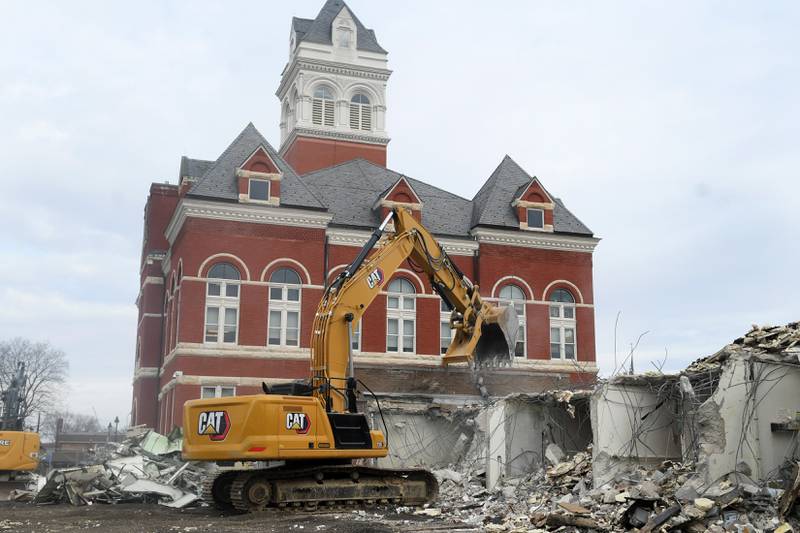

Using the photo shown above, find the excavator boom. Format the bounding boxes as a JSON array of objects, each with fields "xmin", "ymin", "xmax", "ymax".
[{"xmin": 182, "ymin": 208, "xmax": 517, "ymax": 511}]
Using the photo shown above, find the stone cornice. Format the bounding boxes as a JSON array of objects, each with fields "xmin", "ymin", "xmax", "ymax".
[
  {"xmin": 158, "ymin": 343, "xmax": 598, "ymax": 376},
  {"xmin": 133, "ymin": 366, "xmax": 159, "ymax": 383},
  {"xmin": 236, "ymin": 168, "xmax": 282, "ymax": 181},
  {"xmin": 326, "ymin": 227, "xmax": 478, "ymax": 256},
  {"xmin": 471, "ymin": 227, "xmax": 600, "ymax": 253},
  {"xmin": 277, "ymin": 58, "xmax": 392, "ymax": 99},
  {"xmin": 164, "ymin": 199, "xmax": 332, "ymax": 245}
]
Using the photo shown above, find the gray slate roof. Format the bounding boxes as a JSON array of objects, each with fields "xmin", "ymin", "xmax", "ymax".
[
  {"xmin": 471, "ymin": 156, "xmax": 593, "ymax": 235},
  {"xmin": 181, "ymin": 128, "xmax": 592, "ymax": 238},
  {"xmin": 187, "ymin": 123, "xmax": 325, "ymax": 210},
  {"xmin": 302, "ymin": 159, "xmax": 474, "ymax": 238},
  {"xmin": 179, "ymin": 156, "xmax": 213, "ymax": 181},
  {"xmin": 293, "ymin": 0, "xmax": 387, "ymax": 54}
]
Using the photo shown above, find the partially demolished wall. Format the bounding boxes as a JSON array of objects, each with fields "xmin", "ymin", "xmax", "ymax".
[
  {"xmin": 592, "ymin": 322, "xmax": 800, "ymax": 494},
  {"xmin": 591, "ymin": 377, "xmax": 683, "ymax": 487},
  {"xmin": 365, "ymin": 390, "xmax": 591, "ymax": 490}
]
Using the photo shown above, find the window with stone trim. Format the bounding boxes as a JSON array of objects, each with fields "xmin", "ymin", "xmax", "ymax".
[
  {"xmin": 205, "ymin": 262, "xmax": 240, "ymax": 344},
  {"xmin": 312, "ymin": 86, "xmax": 335, "ymax": 127},
  {"xmin": 386, "ymin": 278, "xmax": 415, "ymax": 353},
  {"xmin": 527, "ymin": 208, "xmax": 544, "ymax": 229},
  {"xmin": 349, "ymin": 93, "xmax": 372, "ymax": 131},
  {"xmin": 201, "ymin": 385, "xmax": 236, "ymax": 399},
  {"xmin": 549, "ymin": 288, "xmax": 576, "ymax": 360},
  {"xmin": 440, "ymin": 299, "xmax": 454, "ymax": 355},
  {"xmin": 249, "ymin": 179, "xmax": 270, "ymax": 201},
  {"xmin": 350, "ymin": 319, "xmax": 361, "ymax": 352},
  {"xmin": 499, "ymin": 284, "xmax": 526, "ymax": 357},
  {"xmin": 268, "ymin": 267, "xmax": 302, "ymax": 347}
]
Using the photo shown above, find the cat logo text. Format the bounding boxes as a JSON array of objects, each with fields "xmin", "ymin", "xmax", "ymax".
[
  {"xmin": 366, "ymin": 268, "xmax": 384, "ymax": 289},
  {"xmin": 285, "ymin": 412, "xmax": 311, "ymax": 434},
  {"xmin": 198, "ymin": 411, "xmax": 231, "ymax": 441}
]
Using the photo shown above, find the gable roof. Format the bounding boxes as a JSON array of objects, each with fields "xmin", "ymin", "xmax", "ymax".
[
  {"xmin": 376, "ymin": 176, "xmax": 422, "ymax": 206},
  {"xmin": 512, "ymin": 177, "xmax": 554, "ymax": 205},
  {"xmin": 187, "ymin": 123, "xmax": 325, "ymax": 210},
  {"xmin": 302, "ymin": 159, "xmax": 473, "ymax": 237},
  {"xmin": 294, "ymin": 0, "xmax": 387, "ymax": 54},
  {"xmin": 471, "ymin": 156, "xmax": 592, "ymax": 236}
]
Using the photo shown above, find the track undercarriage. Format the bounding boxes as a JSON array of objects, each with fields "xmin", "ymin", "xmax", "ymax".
[{"xmin": 202, "ymin": 464, "xmax": 438, "ymax": 513}]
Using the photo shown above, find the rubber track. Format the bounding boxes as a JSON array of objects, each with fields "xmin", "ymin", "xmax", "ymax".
[
  {"xmin": 213, "ymin": 464, "xmax": 438, "ymax": 513},
  {"xmin": 202, "ymin": 471, "xmax": 236, "ymax": 511}
]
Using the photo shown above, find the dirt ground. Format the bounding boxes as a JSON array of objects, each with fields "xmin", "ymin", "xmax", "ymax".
[{"xmin": 0, "ymin": 502, "xmax": 479, "ymax": 533}]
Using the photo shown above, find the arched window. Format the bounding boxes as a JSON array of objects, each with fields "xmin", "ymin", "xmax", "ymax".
[
  {"xmin": 205, "ymin": 263, "xmax": 240, "ymax": 344},
  {"xmin": 499, "ymin": 284, "xmax": 526, "ymax": 357},
  {"xmin": 349, "ymin": 93, "xmax": 372, "ymax": 131},
  {"xmin": 312, "ymin": 85, "xmax": 335, "ymax": 127},
  {"xmin": 549, "ymin": 289, "xmax": 576, "ymax": 360},
  {"xmin": 268, "ymin": 268, "xmax": 302, "ymax": 347},
  {"xmin": 386, "ymin": 278, "xmax": 415, "ymax": 353}
]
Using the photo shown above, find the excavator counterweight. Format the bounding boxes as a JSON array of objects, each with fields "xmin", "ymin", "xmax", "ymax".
[{"xmin": 182, "ymin": 208, "xmax": 517, "ymax": 511}]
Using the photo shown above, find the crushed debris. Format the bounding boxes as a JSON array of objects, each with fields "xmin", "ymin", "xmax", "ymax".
[
  {"xmin": 428, "ymin": 448, "xmax": 800, "ymax": 532},
  {"xmin": 24, "ymin": 427, "xmax": 213, "ymax": 508}
]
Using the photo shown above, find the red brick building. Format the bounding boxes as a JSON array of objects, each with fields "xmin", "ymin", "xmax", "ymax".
[{"xmin": 132, "ymin": 0, "xmax": 600, "ymax": 431}]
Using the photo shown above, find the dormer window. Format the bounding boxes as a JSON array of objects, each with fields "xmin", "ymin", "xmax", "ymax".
[
  {"xmin": 312, "ymin": 86, "xmax": 335, "ymax": 127},
  {"xmin": 249, "ymin": 179, "xmax": 270, "ymax": 201},
  {"xmin": 337, "ymin": 25, "xmax": 353, "ymax": 48},
  {"xmin": 349, "ymin": 94, "xmax": 372, "ymax": 130},
  {"xmin": 527, "ymin": 208, "xmax": 544, "ymax": 229}
]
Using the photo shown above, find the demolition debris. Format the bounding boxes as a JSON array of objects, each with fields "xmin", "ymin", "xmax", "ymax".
[
  {"xmin": 18, "ymin": 427, "xmax": 213, "ymax": 508},
  {"xmin": 5, "ymin": 322, "xmax": 800, "ymax": 532}
]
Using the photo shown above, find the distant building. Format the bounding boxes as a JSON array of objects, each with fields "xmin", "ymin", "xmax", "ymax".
[
  {"xmin": 44, "ymin": 432, "xmax": 123, "ymax": 467},
  {"xmin": 132, "ymin": 0, "xmax": 600, "ymax": 431}
]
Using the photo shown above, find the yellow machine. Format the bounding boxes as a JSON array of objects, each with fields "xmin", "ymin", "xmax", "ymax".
[
  {"xmin": 183, "ymin": 208, "xmax": 518, "ymax": 511},
  {"xmin": 0, "ymin": 363, "xmax": 40, "ymax": 499}
]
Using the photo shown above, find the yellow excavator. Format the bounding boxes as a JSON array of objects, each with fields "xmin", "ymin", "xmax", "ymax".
[
  {"xmin": 182, "ymin": 207, "xmax": 518, "ymax": 511},
  {"xmin": 0, "ymin": 363, "xmax": 40, "ymax": 500}
]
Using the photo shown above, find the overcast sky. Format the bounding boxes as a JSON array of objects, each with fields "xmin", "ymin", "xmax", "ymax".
[{"xmin": 1, "ymin": 1, "xmax": 798, "ymax": 426}]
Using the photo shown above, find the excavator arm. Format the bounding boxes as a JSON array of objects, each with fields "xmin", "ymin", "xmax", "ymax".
[
  {"xmin": 182, "ymin": 208, "xmax": 515, "ymax": 511},
  {"xmin": 311, "ymin": 208, "xmax": 518, "ymax": 413}
]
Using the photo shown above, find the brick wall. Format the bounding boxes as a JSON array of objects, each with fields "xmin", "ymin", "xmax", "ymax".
[
  {"xmin": 134, "ymin": 208, "xmax": 597, "ymax": 429},
  {"xmin": 282, "ymin": 136, "xmax": 387, "ymax": 175}
]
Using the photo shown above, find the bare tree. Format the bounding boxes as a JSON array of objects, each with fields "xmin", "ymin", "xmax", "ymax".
[
  {"xmin": 0, "ymin": 338, "xmax": 68, "ymax": 423},
  {"xmin": 42, "ymin": 411, "xmax": 102, "ymax": 437}
]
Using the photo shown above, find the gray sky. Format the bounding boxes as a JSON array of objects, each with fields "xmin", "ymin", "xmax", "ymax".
[{"xmin": 1, "ymin": 1, "xmax": 798, "ymax": 426}]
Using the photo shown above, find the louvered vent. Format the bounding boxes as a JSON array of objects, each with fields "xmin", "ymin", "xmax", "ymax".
[
  {"xmin": 361, "ymin": 105, "xmax": 371, "ymax": 130},
  {"xmin": 349, "ymin": 103, "xmax": 372, "ymax": 131},
  {"xmin": 312, "ymin": 98, "xmax": 323, "ymax": 125}
]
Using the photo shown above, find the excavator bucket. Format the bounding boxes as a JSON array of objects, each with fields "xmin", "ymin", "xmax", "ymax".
[{"xmin": 474, "ymin": 304, "xmax": 519, "ymax": 367}]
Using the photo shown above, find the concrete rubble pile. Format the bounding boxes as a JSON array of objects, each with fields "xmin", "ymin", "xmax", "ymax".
[
  {"xmin": 415, "ymin": 448, "xmax": 799, "ymax": 532},
  {"xmin": 736, "ymin": 322, "xmax": 800, "ymax": 356},
  {"xmin": 687, "ymin": 322, "xmax": 800, "ymax": 373},
  {"xmin": 22, "ymin": 427, "xmax": 214, "ymax": 508}
]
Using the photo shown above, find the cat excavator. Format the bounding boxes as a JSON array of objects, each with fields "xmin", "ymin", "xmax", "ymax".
[
  {"xmin": 0, "ymin": 363, "xmax": 40, "ymax": 500},
  {"xmin": 182, "ymin": 207, "xmax": 518, "ymax": 512}
]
